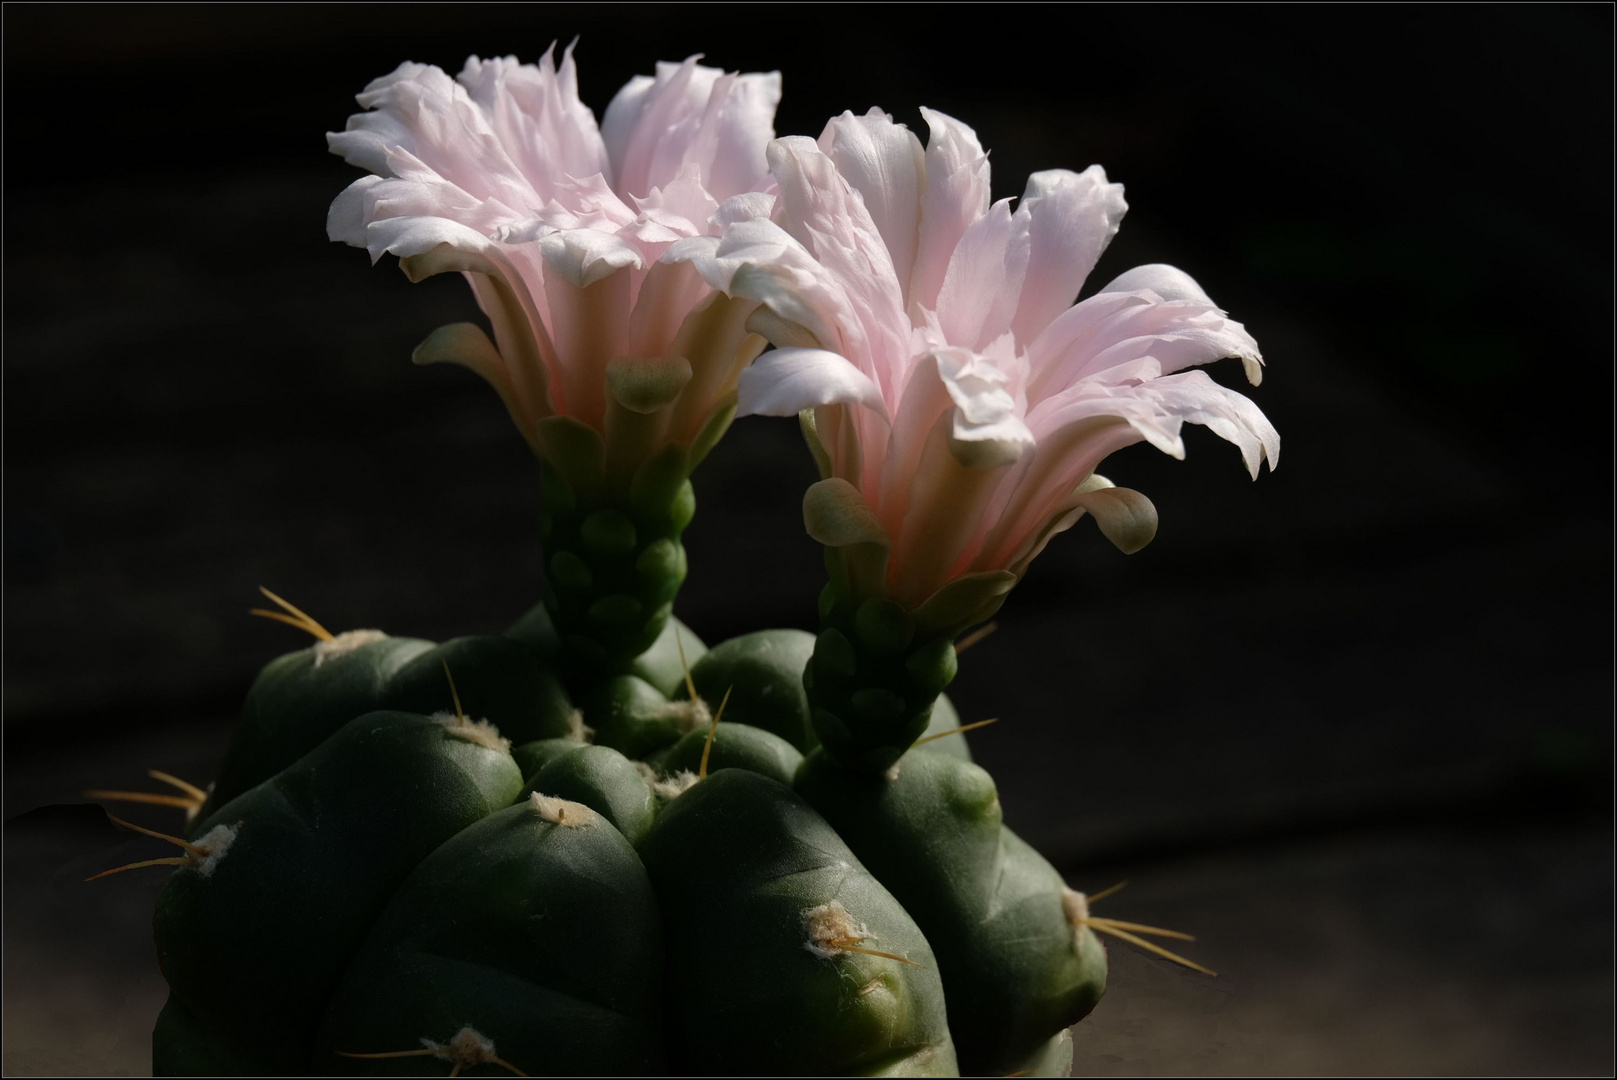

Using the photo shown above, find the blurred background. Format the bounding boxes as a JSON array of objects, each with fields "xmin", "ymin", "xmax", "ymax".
[{"xmin": 4, "ymin": 4, "xmax": 1611, "ymax": 1075}]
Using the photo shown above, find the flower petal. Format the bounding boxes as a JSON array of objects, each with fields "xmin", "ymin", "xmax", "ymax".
[
  {"xmin": 935, "ymin": 197, "xmax": 1029, "ymax": 350},
  {"xmin": 602, "ymin": 57, "xmax": 780, "ymax": 203},
  {"xmin": 737, "ymin": 348, "xmax": 887, "ymax": 418},
  {"xmin": 817, "ymin": 109, "xmax": 927, "ymax": 306},
  {"xmin": 536, "ymin": 228, "xmax": 644, "ymax": 288},
  {"xmin": 328, "ymin": 175, "xmax": 386, "ymax": 249},
  {"xmin": 456, "ymin": 44, "xmax": 610, "ymax": 201},
  {"xmin": 768, "ymin": 135, "xmax": 911, "ymax": 397},
  {"xmin": 1099, "ymin": 262, "xmax": 1214, "ymax": 304},
  {"xmin": 1098, "ymin": 264, "xmax": 1264, "ymax": 385},
  {"xmin": 669, "ymin": 218, "xmax": 858, "ymax": 363},
  {"xmin": 1026, "ymin": 277, "xmax": 1263, "ymax": 399},
  {"xmin": 1009, "ymin": 167, "xmax": 1128, "ymax": 345},
  {"xmin": 910, "ymin": 107, "xmax": 991, "ymax": 316},
  {"xmin": 412, "ymin": 322, "xmax": 540, "ymax": 452}
]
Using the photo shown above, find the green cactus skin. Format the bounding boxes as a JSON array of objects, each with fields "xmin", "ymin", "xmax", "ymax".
[
  {"xmin": 657, "ymin": 721, "xmax": 804, "ymax": 787},
  {"xmin": 511, "ymin": 736, "xmax": 589, "ymax": 781},
  {"xmin": 518, "ymin": 743, "xmax": 658, "ymax": 846},
  {"xmin": 803, "ymin": 592, "xmax": 960, "ymax": 773},
  {"xmin": 1007, "ymin": 1029, "xmax": 1076, "ymax": 1078},
  {"xmin": 153, "ymin": 711, "xmax": 522, "ymax": 1070},
  {"xmin": 539, "ymin": 454, "xmax": 694, "ymax": 675},
  {"xmin": 628, "ymin": 614, "xmax": 708, "ymax": 697},
  {"xmin": 504, "ymin": 599, "xmax": 560, "ymax": 659},
  {"xmin": 582, "ymin": 673, "xmax": 705, "ymax": 759},
  {"xmin": 204, "ymin": 634, "xmax": 567, "ymax": 818},
  {"xmin": 674, "ymin": 628, "xmax": 819, "ymax": 750},
  {"xmin": 796, "ymin": 748, "xmax": 1107, "ymax": 1075},
  {"xmin": 381, "ymin": 636, "xmax": 574, "ymax": 745},
  {"xmin": 206, "ymin": 634, "xmax": 433, "ymax": 813},
  {"xmin": 638, "ymin": 769, "xmax": 957, "ymax": 1075},
  {"xmin": 912, "ymin": 693, "xmax": 971, "ymax": 763},
  {"xmin": 313, "ymin": 798, "xmax": 664, "ymax": 1076},
  {"xmin": 152, "ymin": 995, "xmax": 285, "ymax": 1077}
]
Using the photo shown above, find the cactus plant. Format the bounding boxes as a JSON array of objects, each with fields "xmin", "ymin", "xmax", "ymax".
[{"xmin": 87, "ymin": 44, "xmax": 1276, "ymax": 1079}]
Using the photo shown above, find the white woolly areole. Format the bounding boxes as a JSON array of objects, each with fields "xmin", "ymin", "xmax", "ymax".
[
  {"xmin": 432, "ymin": 712, "xmax": 511, "ymax": 753},
  {"xmin": 189, "ymin": 823, "xmax": 238, "ymax": 877},
  {"xmin": 802, "ymin": 899, "xmax": 871, "ymax": 960},
  {"xmin": 567, "ymin": 707, "xmax": 595, "ymax": 743},
  {"xmin": 1061, "ymin": 886, "xmax": 1090, "ymax": 927},
  {"xmin": 632, "ymin": 760, "xmax": 660, "ymax": 785},
  {"xmin": 421, "ymin": 1027, "xmax": 500, "ymax": 1069},
  {"xmin": 311, "ymin": 628, "xmax": 387, "ymax": 667},
  {"xmin": 652, "ymin": 770, "xmax": 700, "ymax": 802},
  {"xmin": 654, "ymin": 698, "xmax": 712, "ymax": 734},
  {"xmin": 528, "ymin": 791, "xmax": 596, "ymax": 827}
]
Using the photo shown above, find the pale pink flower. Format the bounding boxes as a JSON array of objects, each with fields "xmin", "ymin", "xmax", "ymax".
[
  {"xmin": 674, "ymin": 108, "xmax": 1278, "ymax": 619},
  {"xmin": 327, "ymin": 45, "xmax": 781, "ymax": 467}
]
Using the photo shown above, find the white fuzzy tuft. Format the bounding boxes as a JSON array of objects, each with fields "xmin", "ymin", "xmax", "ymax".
[
  {"xmin": 567, "ymin": 707, "xmax": 595, "ymax": 743},
  {"xmin": 802, "ymin": 899, "xmax": 871, "ymax": 960},
  {"xmin": 311, "ymin": 628, "xmax": 387, "ymax": 667},
  {"xmin": 654, "ymin": 698, "xmax": 712, "ymax": 734},
  {"xmin": 189, "ymin": 823, "xmax": 239, "ymax": 877},
  {"xmin": 528, "ymin": 791, "xmax": 596, "ymax": 827},
  {"xmin": 652, "ymin": 769, "xmax": 700, "ymax": 801},
  {"xmin": 1061, "ymin": 886, "xmax": 1090, "ymax": 927},
  {"xmin": 433, "ymin": 712, "xmax": 511, "ymax": 753},
  {"xmin": 421, "ymin": 1026, "xmax": 500, "ymax": 1069}
]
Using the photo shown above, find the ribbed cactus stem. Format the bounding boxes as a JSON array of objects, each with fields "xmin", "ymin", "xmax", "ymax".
[
  {"xmin": 535, "ymin": 403, "xmax": 731, "ymax": 675},
  {"xmin": 802, "ymin": 581, "xmax": 960, "ymax": 773},
  {"xmin": 538, "ymin": 455, "xmax": 693, "ymax": 673},
  {"xmin": 797, "ymin": 476, "xmax": 1017, "ymax": 772}
]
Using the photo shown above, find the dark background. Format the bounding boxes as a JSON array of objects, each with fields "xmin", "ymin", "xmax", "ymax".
[{"xmin": 4, "ymin": 4, "xmax": 1611, "ymax": 1074}]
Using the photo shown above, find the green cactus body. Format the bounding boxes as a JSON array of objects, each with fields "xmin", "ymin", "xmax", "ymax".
[
  {"xmin": 637, "ymin": 769, "xmax": 957, "ymax": 1075},
  {"xmin": 152, "ymin": 995, "xmax": 285, "ymax": 1077},
  {"xmin": 511, "ymin": 736, "xmax": 590, "ymax": 781},
  {"xmin": 126, "ymin": 599, "xmax": 1121, "ymax": 1080},
  {"xmin": 205, "ymin": 634, "xmax": 569, "ymax": 817},
  {"xmin": 582, "ymin": 673, "xmax": 708, "ymax": 760},
  {"xmin": 658, "ymin": 721, "xmax": 804, "ymax": 787},
  {"xmin": 381, "ymin": 636, "xmax": 575, "ymax": 745},
  {"xmin": 207, "ymin": 633, "xmax": 433, "ymax": 811},
  {"xmin": 517, "ymin": 743, "xmax": 659, "ymax": 846},
  {"xmin": 153, "ymin": 711, "xmax": 522, "ymax": 1069},
  {"xmin": 314, "ymin": 796, "xmax": 664, "ymax": 1076},
  {"xmin": 504, "ymin": 600, "xmax": 560, "ymax": 659},
  {"xmin": 913, "ymin": 693, "xmax": 971, "ymax": 763},
  {"xmin": 674, "ymin": 628, "xmax": 819, "ymax": 750},
  {"xmin": 796, "ymin": 748, "xmax": 1107, "ymax": 1075},
  {"xmin": 628, "ymin": 614, "xmax": 708, "ymax": 697},
  {"xmin": 1013, "ymin": 1030, "xmax": 1077, "ymax": 1079},
  {"xmin": 126, "ymin": 622, "xmax": 1116, "ymax": 1078}
]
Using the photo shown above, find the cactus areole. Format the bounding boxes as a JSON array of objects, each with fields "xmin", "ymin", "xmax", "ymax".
[{"xmin": 89, "ymin": 44, "xmax": 1275, "ymax": 1079}]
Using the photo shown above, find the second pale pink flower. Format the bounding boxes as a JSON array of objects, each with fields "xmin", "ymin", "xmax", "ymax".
[{"xmin": 674, "ymin": 107, "xmax": 1278, "ymax": 625}]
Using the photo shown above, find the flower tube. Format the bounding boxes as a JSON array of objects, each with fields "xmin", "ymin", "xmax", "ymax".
[
  {"xmin": 674, "ymin": 108, "xmax": 1279, "ymax": 769},
  {"xmin": 328, "ymin": 45, "xmax": 780, "ymax": 670}
]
